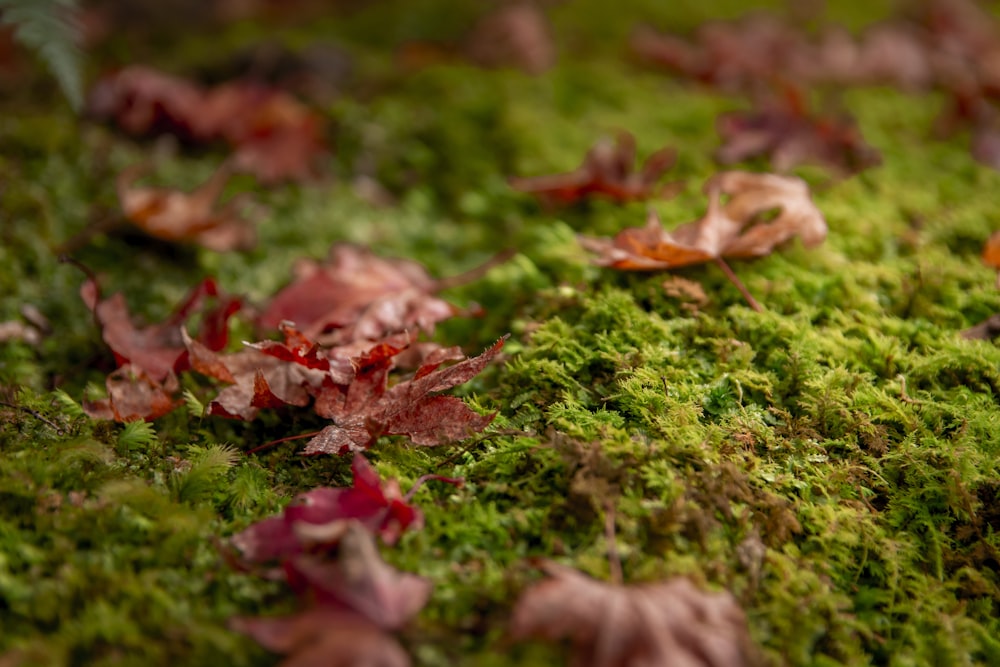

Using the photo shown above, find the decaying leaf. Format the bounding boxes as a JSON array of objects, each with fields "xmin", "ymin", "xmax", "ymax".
[
  {"xmin": 984, "ymin": 230, "xmax": 1000, "ymax": 280},
  {"xmin": 231, "ymin": 453, "xmax": 445, "ymax": 565},
  {"xmin": 715, "ymin": 93, "xmax": 881, "ymax": 175},
  {"xmin": 510, "ymin": 560, "xmax": 757, "ymax": 667},
  {"xmin": 81, "ymin": 276, "xmax": 241, "ymax": 383},
  {"xmin": 230, "ymin": 523, "xmax": 430, "ymax": 667},
  {"xmin": 580, "ymin": 171, "xmax": 826, "ymax": 270},
  {"xmin": 465, "ymin": 3, "xmax": 556, "ymax": 75},
  {"xmin": 88, "ymin": 65, "xmax": 327, "ymax": 183},
  {"xmin": 509, "ymin": 132, "xmax": 679, "ymax": 205},
  {"xmin": 117, "ymin": 162, "xmax": 257, "ymax": 251},
  {"xmin": 259, "ymin": 244, "xmax": 460, "ymax": 344},
  {"xmin": 82, "ymin": 364, "xmax": 181, "ymax": 422}
]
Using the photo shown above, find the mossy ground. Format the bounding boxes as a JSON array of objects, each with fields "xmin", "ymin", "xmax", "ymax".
[{"xmin": 3, "ymin": 1, "xmax": 1000, "ymax": 665}]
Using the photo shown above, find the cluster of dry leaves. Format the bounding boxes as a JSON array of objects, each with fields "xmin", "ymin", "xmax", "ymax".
[
  {"xmin": 226, "ymin": 454, "xmax": 757, "ymax": 667},
  {"xmin": 631, "ymin": 0, "xmax": 1000, "ymax": 171},
  {"xmin": 79, "ymin": 243, "xmax": 507, "ymax": 455}
]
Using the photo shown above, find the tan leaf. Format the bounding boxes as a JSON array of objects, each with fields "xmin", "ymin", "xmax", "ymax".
[
  {"xmin": 580, "ymin": 171, "xmax": 826, "ymax": 270},
  {"xmin": 510, "ymin": 560, "xmax": 757, "ymax": 667}
]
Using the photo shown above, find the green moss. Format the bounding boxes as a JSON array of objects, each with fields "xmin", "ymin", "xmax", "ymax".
[{"xmin": 3, "ymin": 1, "xmax": 1000, "ymax": 665}]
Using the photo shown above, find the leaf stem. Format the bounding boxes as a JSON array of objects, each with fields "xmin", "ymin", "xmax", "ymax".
[
  {"xmin": 712, "ymin": 257, "xmax": 763, "ymax": 312},
  {"xmin": 245, "ymin": 430, "xmax": 322, "ymax": 455}
]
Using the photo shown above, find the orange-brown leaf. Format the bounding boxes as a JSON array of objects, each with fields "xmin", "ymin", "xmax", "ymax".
[{"xmin": 580, "ymin": 171, "xmax": 826, "ymax": 270}]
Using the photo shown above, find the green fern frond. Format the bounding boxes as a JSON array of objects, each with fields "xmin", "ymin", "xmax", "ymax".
[
  {"xmin": 0, "ymin": 0, "xmax": 83, "ymax": 110},
  {"xmin": 51, "ymin": 389, "xmax": 86, "ymax": 420},
  {"xmin": 182, "ymin": 389, "xmax": 205, "ymax": 418},
  {"xmin": 170, "ymin": 444, "xmax": 240, "ymax": 506},
  {"xmin": 118, "ymin": 420, "xmax": 158, "ymax": 452}
]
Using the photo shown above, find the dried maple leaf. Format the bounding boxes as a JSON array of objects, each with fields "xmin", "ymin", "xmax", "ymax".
[
  {"xmin": 82, "ymin": 364, "xmax": 181, "ymax": 422},
  {"xmin": 579, "ymin": 171, "xmax": 826, "ymax": 311},
  {"xmin": 580, "ymin": 171, "xmax": 826, "ymax": 270},
  {"xmin": 230, "ymin": 523, "xmax": 429, "ymax": 667},
  {"xmin": 303, "ymin": 336, "xmax": 507, "ymax": 455},
  {"xmin": 258, "ymin": 244, "xmax": 465, "ymax": 344},
  {"xmin": 117, "ymin": 162, "xmax": 257, "ymax": 251},
  {"xmin": 81, "ymin": 275, "xmax": 241, "ymax": 383},
  {"xmin": 88, "ymin": 65, "xmax": 327, "ymax": 183},
  {"xmin": 715, "ymin": 92, "xmax": 881, "ymax": 175},
  {"xmin": 983, "ymin": 230, "xmax": 1000, "ymax": 288},
  {"xmin": 509, "ymin": 132, "xmax": 680, "ymax": 205},
  {"xmin": 510, "ymin": 560, "xmax": 757, "ymax": 667},
  {"xmin": 231, "ymin": 453, "xmax": 459, "ymax": 565}
]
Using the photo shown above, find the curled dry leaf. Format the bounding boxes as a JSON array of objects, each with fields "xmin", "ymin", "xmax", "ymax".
[
  {"xmin": 231, "ymin": 453, "xmax": 454, "ymax": 565},
  {"xmin": 82, "ymin": 364, "xmax": 181, "ymax": 422},
  {"xmin": 509, "ymin": 132, "xmax": 679, "ymax": 205},
  {"xmin": 81, "ymin": 276, "xmax": 241, "ymax": 383},
  {"xmin": 510, "ymin": 560, "xmax": 757, "ymax": 667},
  {"xmin": 230, "ymin": 523, "xmax": 430, "ymax": 667},
  {"xmin": 715, "ymin": 92, "xmax": 881, "ymax": 175},
  {"xmin": 117, "ymin": 163, "xmax": 257, "ymax": 251},
  {"xmin": 579, "ymin": 171, "xmax": 826, "ymax": 270},
  {"xmin": 259, "ymin": 244, "xmax": 459, "ymax": 344}
]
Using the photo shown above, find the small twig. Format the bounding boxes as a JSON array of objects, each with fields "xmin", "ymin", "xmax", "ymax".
[
  {"xmin": 55, "ymin": 212, "xmax": 125, "ymax": 255},
  {"xmin": 246, "ymin": 430, "xmax": 323, "ymax": 455},
  {"xmin": 434, "ymin": 248, "xmax": 518, "ymax": 291},
  {"xmin": 712, "ymin": 257, "xmax": 763, "ymax": 312},
  {"xmin": 897, "ymin": 374, "xmax": 922, "ymax": 405},
  {"xmin": 0, "ymin": 400, "xmax": 65, "ymax": 434},
  {"xmin": 605, "ymin": 500, "xmax": 623, "ymax": 586}
]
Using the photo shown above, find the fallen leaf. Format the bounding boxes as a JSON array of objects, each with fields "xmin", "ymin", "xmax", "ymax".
[
  {"xmin": 509, "ymin": 132, "xmax": 679, "ymax": 205},
  {"xmin": 82, "ymin": 364, "xmax": 181, "ymax": 422},
  {"xmin": 510, "ymin": 560, "xmax": 757, "ymax": 667},
  {"xmin": 258, "ymin": 244, "xmax": 459, "ymax": 344},
  {"xmin": 230, "ymin": 609, "xmax": 410, "ymax": 667},
  {"xmin": 231, "ymin": 453, "xmax": 430, "ymax": 565},
  {"xmin": 303, "ymin": 335, "xmax": 506, "ymax": 455},
  {"xmin": 88, "ymin": 65, "xmax": 327, "ymax": 183},
  {"xmin": 983, "ymin": 229, "xmax": 1000, "ymax": 290},
  {"xmin": 284, "ymin": 523, "xmax": 432, "ymax": 630},
  {"xmin": 82, "ymin": 276, "xmax": 241, "ymax": 383},
  {"xmin": 579, "ymin": 171, "xmax": 826, "ymax": 270},
  {"xmin": 230, "ymin": 523, "xmax": 429, "ymax": 667},
  {"xmin": 465, "ymin": 3, "xmax": 556, "ymax": 75},
  {"xmin": 117, "ymin": 162, "xmax": 257, "ymax": 251},
  {"xmin": 715, "ymin": 92, "xmax": 881, "ymax": 175}
]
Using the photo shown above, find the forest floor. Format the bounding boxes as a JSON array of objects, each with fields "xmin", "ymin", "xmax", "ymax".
[{"xmin": 2, "ymin": 1, "xmax": 1000, "ymax": 666}]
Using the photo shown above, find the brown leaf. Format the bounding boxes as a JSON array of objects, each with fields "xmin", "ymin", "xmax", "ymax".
[
  {"xmin": 715, "ymin": 92, "xmax": 881, "ymax": 175},
  {"xmin": 510, "ymin": 560, "xmax": 757, "ymax": 667},
  {"xmin": 465, "ymin": 3, "xmax": 556, "ymax": 75},
  {"xmin": 579, "ymin": 171, "xmax": 826, "ymax": 270},
  {"xmin": 88, "ymin": 66, "xmax": 327, "ymax": 183},
  {"xmin": 509, "ymin": 132, "xmax": 679, "ymax": 205},
  {"xmin": 258, "ymin": 244, "xmax": 458, "ymax": 344},
  {"xmin": 82, "ymin": 365, "xmax": 181, "ymax": 422},
  {"xmin": 117, "ymin": 163, "xmax": 257, "ymax": 251}
]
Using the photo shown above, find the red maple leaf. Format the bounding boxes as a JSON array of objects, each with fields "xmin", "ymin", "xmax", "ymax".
[
  {"xmin": 258, "ymin": 244, "xmax": 460, "ymax": 344},
  {"xmin": 230, "ymin": 522, "xmax": 430, "ymax": 667},
  {"xmin": 509, "ymin": 132, "xmax": 679, "ymax": 205},
  {"xmin": 81, "ymin": 275, "xmax": 240, "ymax": 383},
  {"xmin": 231, "ymin": 453, "xmax": 461, "ymax": 565},
  {"xmin": 303, "ymin": 335, "xmax": 507, "ymax": 455}
]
